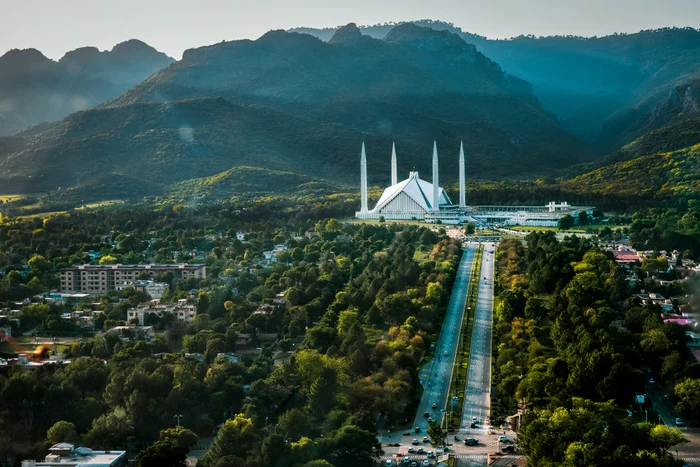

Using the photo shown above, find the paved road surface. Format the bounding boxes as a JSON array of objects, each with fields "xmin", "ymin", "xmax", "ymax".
[
  {"xmin": 410, "ymin": 243, "xmax": 477, "ymax": 435},
  {"xmin": 646, "ymin": 381, "xmax": 700, "ymax": 462},
  {"xmin": 460, "ymin": 243, "xmax": 495, "ymax": 433}
]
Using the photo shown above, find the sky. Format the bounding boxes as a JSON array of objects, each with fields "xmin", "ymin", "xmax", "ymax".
[{"xmin": 2, "ymin": 0, "xmax": 700, "ymax": 60}]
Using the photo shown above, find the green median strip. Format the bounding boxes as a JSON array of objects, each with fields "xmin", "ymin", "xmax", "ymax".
[{"xmin": 445, "ymin": 244, "xmax": 483, "ymax": 430}]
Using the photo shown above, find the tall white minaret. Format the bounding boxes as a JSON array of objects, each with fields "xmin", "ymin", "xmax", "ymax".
[
  {"xmin": 391, "ymin": 142, "xmax": 398, "ymax": 186},
  {"xmin": 459, "ymin": 141, "xmax": 466, "ymax": 208},
  {"xmin": 432, "ymin": 141, "xmax": 440, "ymax": 212},
  {"xmin": 360, "ymin": 142, "xmax": 368, "ymax": 213}
]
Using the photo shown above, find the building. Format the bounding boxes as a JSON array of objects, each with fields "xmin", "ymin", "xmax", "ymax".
[
  {"xmin": 23, "ymin": 443, "xmax": 126, "ymax": 467},
  {"xmin": 354, "ymin": 141, "xmax": 594, "ymax": 225},
  {"xmin": 127, "ymin": 299, "xmax": 196, "ymax": 325},
  {"xmin": 116, "ymin": 280, "xmax": 169, "ymax": 299},
  {"xmin": 60, "ymin": 264, "xmax": 206, "ymax": 294},
  {"xmin": 356, "ymin": 141, "xmax": 454, "ymax": 221}
]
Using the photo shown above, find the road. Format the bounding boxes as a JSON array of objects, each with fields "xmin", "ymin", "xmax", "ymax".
[
  {"xmin": 646, "ymin": 382, "xmax": 700, "ymax": 463},
  {"xmin": 411, "ymin": 243, "xmax": 477, "ymax": 435},
  {"xmin": 460, "ymin": 243, "xmax": 495, "ymax": 433}
]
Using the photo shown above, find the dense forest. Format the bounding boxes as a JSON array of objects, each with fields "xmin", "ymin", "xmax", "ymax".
[
  {"xmin": 491, "ymin": 233, "xmax": 698, "ymax": 466},
  {"xmin": 0, "ymin": 195, "xmax": 463, "ymax": 466}
]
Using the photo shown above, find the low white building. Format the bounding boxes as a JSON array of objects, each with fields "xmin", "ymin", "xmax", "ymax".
[
  {"xmin": 127, "ymin": 299, "xmax": 196, "ymax": 326},
  {"xmin": 23, "ymin": 443, "xmax": 126, "ymax": 467}
]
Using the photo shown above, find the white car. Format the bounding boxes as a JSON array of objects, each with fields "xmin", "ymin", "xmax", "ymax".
[
  {"xmin": 676, "ymin": 418, "xmax": 684, "ymax": 427},
  {"xmin": 649, "ymin": 378, "xmax": 655, "ymax": 384},
  {"xmin": 422, "ymin": 461, "xmax": 430, "ymax": 467},
  {"xmin": 472, "ymin": 416, "xmax": 478, "ymax": 424},
  {"xmin": 499, "ymin": 436, "xmax": 511, "ymax": 443}
]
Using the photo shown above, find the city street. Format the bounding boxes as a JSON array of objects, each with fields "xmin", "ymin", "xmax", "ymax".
[
  {"xmin": 411, "ymin": 243, "xmax": 478, "ymax": 434},
  {"xmin": 460, "ymin": 243, "xmax": 495, "ymax": 433}
]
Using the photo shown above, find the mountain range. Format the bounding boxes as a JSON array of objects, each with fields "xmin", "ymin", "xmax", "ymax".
[
  {"xmin": 0, "ymin": 20, "xmax": 699, "ymax": 204},
  {"xmin": 0, "ymin": 23, "xmax": 590, "ymax": 198},
  {"xmin": 0, "ymin": 39, "xmax": 174, "ymax": 136},
  {"xmin": 292, "ymin": 21, "xmax": 700, "ymax": 149}
]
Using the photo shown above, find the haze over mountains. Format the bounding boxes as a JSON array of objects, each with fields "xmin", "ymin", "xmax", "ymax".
[
  {"xmin": 0, "ymin": 20, "xmax": 699, "ymax": 202},
  {"xmin": 294, "ymin": 21, "xmax": 700, "ymax": 149},
  {"xmin": 0, "ymin": 39, "xmax": 174, "ymax": 136},
  {"xmin": 0, "ymin": 23, "xmax": 589, "ymax": 197}
]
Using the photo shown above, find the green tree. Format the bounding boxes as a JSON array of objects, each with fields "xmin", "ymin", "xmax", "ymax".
[
  {"xmin": 675, "ymin": 378, "xmax": 700, "ymax": 423},
  {"xmin": 46, "ymin": 420, "xmax": 79, "ymax": 445},
  {"xmin": 649, "ymin": 424, "xmax": 688, "ymax": 455},
  {"xmin": 135, "ymin": 438, "xmax": 187, "ymax": 467},
  {"xmin": 85, "ymin": 406, "xmax": 133, "ymax": 449},
  {"xmin": 427, "ymin": 423, "xmax": 447, "ymax": 447},
  {"xmin": 319, "ymin": 425, "xmax": 382, "ymax": 467},
  {"xmin": 558, "ymin": 214, "xmax": 575, "ymax": 231},
  {"xmin": 199, "ymin": 414, "xmax": 259, "ymax": 467},
  {"xmin": 159, "ymin": 426, "xmax": 198, "ymax": 451}
]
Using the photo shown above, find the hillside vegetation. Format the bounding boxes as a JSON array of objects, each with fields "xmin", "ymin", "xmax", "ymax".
[{"xmin": 0, "ymin": 23, "xmax": 590, "ymax": 200}]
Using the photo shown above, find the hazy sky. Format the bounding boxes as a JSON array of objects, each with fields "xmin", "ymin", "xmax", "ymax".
[{"xmin": 2, "ymin": 0, "xmax": 700, "ymax": 60}]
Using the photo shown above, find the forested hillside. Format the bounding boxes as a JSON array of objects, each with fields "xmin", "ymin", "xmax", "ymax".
[
  {"xmin": 0, "ymin": 23, "xmax": 589, "ymax": 200},
  {"xmin": 294, "ymin": 22, "xmax": 700, "ymax": 146}
]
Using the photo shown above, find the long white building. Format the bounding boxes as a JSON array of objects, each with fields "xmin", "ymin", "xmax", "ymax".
[{"xmin": 354, "ymin": 142, "xmax": 594, "ymax": 226}]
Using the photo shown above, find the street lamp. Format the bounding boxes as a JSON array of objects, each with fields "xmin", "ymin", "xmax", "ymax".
[{"xmin": 174, "ymin": 414, "xmax": 183, "ymax": 426}]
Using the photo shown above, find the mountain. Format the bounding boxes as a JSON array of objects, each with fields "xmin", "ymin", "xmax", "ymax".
[
  {"xmin": 0, "ymin": 40, "xmax": 174, "ymax": 136},
  {"xmin": 559, "ymin": 118, "xmax": 700, "ymax": 205},
  {"xmin": 292, "ymin": 22, "xmax": 700, "ymax": 147},
  {"xmin": 0, "ymin": 24, "xmax": 589, "ymax": 200}
]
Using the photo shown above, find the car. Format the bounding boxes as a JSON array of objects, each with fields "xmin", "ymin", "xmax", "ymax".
[
  {"xmin": 499, "ymin": 436, "xmax": 511, "ymax": 443},
  {"xmin": 423, "ymin": 436, "xmax": 429, "ymax": 443},
  {"xmin": 403, "ymin": 458, "xmax": 410, "ymax": 465},
  {"xmin": 427, "ymin": 417, "xmax": 434, "ymax": 424},
  {"xmin": 386, "ymin": 460, "xmax": 393, "ymax": 467},
  {"xmin": 426, "ymin": 451, "xmax": 434, "ymax": 458},
  {"xmin": 443, "ymin": 351, "xmax": 448, "ymax": 356},
  {"xmin": 501, "ymin": 445, "xmax": 515, "ymax": 453},
  {"xmin": 407, "ymin": 447, "xmax": 415, "ymax": 453},
  {"xmin": 470, "ymin": 422, "xmax": 476, "ymax": 428},
  {"xmin": 649, "ymin": 378, "xmax": 656, "ymax": 384},
  {"xmin": 417, "ymin": 447, "xmax": 424, "ymax": 454},
  {"xmin": 454, "ymin": 435, "xmax": 461, "ymax": 441},
  {"xmin": 412, "ymin": 438, "xmax": 419, "ymax": 445},
  {"xmin": 464, "ymin": 438, "xmax": 478, "ymax": 446},
  {"xmin": 422, "ymin": 461, "xmax": 430, "ymax": 467},
  {"xmin": 431, "ymin": 403, "xmax": 437, "ymax": 409},
  {"xmin": 424, "ymin": 411, "xmax": 429, "ymax": 417},
  {"xmin": 410, "ymin": 462, "xmax": 418, "ymax": 467},
  {"xmin": 415, "ymin": 426, "xmax": 421, "ymax": 433},
  {"xmin": 472, "ymin": 416, "xmax": 478, "ymax": 424},
  {"xmin": 676, "ymin": 418, "xmax": 684, "ymax": 426}
]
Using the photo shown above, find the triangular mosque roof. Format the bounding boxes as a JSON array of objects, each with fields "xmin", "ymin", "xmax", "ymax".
[{"xmin": 370, "ymin": 172, "xmax": 451, "ymax": 213}]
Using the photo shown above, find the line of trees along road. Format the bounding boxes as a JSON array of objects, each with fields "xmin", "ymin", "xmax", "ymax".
[{"xmin": 492, "ymin": 232, "xmax": 694, "ymax": 466}]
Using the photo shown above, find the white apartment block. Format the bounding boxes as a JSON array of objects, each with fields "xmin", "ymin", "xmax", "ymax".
[
  {"xmin": 59, "ymin": 264, "xmax": 206, "ymax": 294},
  {"xmin": 127, "ymin": 299, "xmax": 197, "ymax": 326}
]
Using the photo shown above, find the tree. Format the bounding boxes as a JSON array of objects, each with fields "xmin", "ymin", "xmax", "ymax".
[
  {"xmin": 135, "ymin": 438, "xmax": 187, "ymax": 467},
  {"xmin": 159, "ymin": 426, "xmax": 198, "ymax": 451},
  {"xmin": 47, "ymin": 421, "xmax": 78, "ymax": 445},
  {"xmin": 199, "ymin": 414, "xmax": 259, "ymax": 467},
  {"xmin": 577, "ymin": 210, "xmax": 589, "ymax": 226},
  {"xmin": 28, "ymin": 254, "xmax": 51, "ymax": 274},
  {"xmin": 278, "ymin": 408, "xmax": 312, "ymax": 441},
  {"xmin": 649, "ymin": 424, "xmax": 688, "ymax": 455},
  {"xmin": 427, "ymin": 423, "xmax": 447, "ymax": 447},
  {"xmin": 675, "ymin": 378, "xmax": 700, "ymax": 423},
  {"xmin": 85, "ymin": 406, "xmax": 133, "ymax": 449},
  {"xmin": 559, "ymin": 215, "xmax": 575, "ymax": 231},
  {"xmin": 319, "ymin": 425, "xmax": 382, "ymax": 467}
]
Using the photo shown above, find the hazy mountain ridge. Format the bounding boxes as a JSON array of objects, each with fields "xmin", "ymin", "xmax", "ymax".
[
  {"xmin": 0, "ymin": 39, "xmax": 174, "ymax": 136},
  {"xmin": 292, "ymin": 22, "xmax": 700, "ymax": 147},
  {"xmin": 0, "ymin": 23, "xmax": 589, "ymax": 199}
]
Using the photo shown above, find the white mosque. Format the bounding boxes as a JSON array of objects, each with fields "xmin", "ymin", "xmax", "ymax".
[
  {"xmin": 355, "ymin": 141, "xmax": 467, "ymax": 222},
  {"xmin": 355, "ymin": 142, "xmax": 595, "ymax": 226}
]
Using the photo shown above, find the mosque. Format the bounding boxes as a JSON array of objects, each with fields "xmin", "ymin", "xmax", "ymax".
[{"xmin": 354, "ymin": 142, "xmax": 594, "ymax": 226}]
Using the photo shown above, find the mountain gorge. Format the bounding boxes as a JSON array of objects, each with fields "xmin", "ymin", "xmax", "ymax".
[
  {"xmin": 0, "ymin": 24, "xmax": 590, "ymax": 199},
  {"xmin": 0, "ymin": 40, "xmax": 174, "ymax": 136}
]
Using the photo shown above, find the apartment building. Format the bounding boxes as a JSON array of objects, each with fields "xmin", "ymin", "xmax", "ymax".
[
  {"xmin": 59, "ymin": 264, "xmax": 206, "ymax": 294},
  {"xmin": 127, "ymin": 299, "xmax": 197, "ymax": 325}
]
